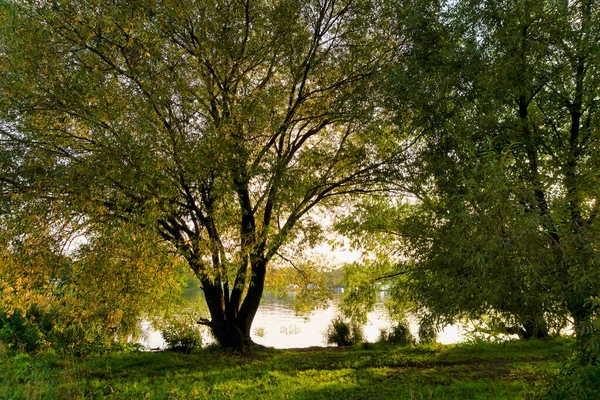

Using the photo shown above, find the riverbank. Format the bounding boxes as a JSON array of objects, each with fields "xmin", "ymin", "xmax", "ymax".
[{"xmin": 0, "ymin": 338, "xmax": 572, "ymax": 399}]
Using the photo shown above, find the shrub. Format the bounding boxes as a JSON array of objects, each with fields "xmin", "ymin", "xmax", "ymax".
[
  {"xmin": 0, "ymin": 306, "xmax": 56, "ymax": 353},
  {"xmin": 548, "ymin": 365, "xmax": 600, "ymax": 400},
  {"xmin": 325, "ymin": 316, "xmax": 363, "ymax": 347},
  {"xmin": 160, "ymin": 310, "xmax": 203, "ymax": 354},
  {"xmin": 526, "ymin": 355, "xmax": 600, "ymax": 400},
  {"xmin": 0, "ymin": 309, "xmax": 42, "ymax": 353},
  {"xmin": 0, "ymin": 305, "xmax": 141, "ymax": 356},
  {"xmin": 48, "ymin": 322, "xmax": 121, "ymax": 356},
  {"xmin": 379, "ymin": 320, "xmax": 415, "ymax": 346}
]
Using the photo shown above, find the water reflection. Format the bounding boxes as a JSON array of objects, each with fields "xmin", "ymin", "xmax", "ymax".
[
  {"xmin": 250, "ymin": 292, "xmax": 393, "ymax": 348},
  {"xmin": 140, "ymin": 290, "xmax": 464, "ymax": 349}
]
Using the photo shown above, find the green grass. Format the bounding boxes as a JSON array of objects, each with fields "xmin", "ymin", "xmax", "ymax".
[{"xmin": 0, "ymin": 338, "xmax": 573, "ymax": 399}]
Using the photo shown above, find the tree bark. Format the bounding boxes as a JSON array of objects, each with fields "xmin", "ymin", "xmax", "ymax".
[
  {"xmin": 191, "ymin": 253, "xmax": 268, "ymax": 349},
  {"xmin": 520, "ymin": 313, "xmax": 549, "ymax": 339}
]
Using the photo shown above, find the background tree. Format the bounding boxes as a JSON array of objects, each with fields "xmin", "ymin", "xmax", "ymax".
[
  {"xmin": 0, "ymin": 0, "xmax": 403, "ymax": 348},
  {"xmin": 337, "ymin": 0, "xmax": 600, "ymax": 346}
]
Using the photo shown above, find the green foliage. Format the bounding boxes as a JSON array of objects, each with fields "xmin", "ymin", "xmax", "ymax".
[
  {"xmin": 378, "ymin": 320, "xmax": 415, "ymax": 346},
  {"xmin": 0, "ymin": 216, "xmax": 186, "ymax": 355},
  {"xmin": 265, "ymin": 263, "xmax": 332, "ymax": 316},
  {"xmin": 576, "ymin": 297, "xmax": 600, "ymax": 365},
  {"xmin": 157, "ymin": 308, "xmax": 205, "ymax": 354},
  {"xmin": 546, "ymin": 365, "xmax": 600, "ymax": 400},
  {"xmin": 338, "ymin": 257, "xmax": 397, "ymax": 325},
  {"xmin": 0, "ymin": 304, "xmax": 148, "ymax": 356},
  {"xmin": 0, "ymin": 307, "xmax": 48, "ymax": 353},
  {"xmin": 526, "ymin": 353, "xmax": 600, "ymax": 400},
  {"xmin": 48, "ymin": 321, "xmax": 120, "ymax": 356},
  {"xmin": 325, "ymin": 316, "xmax": 363, "ymax": 347},
  {"xmin": 530, "ymin": 299, "xmax": 600, "ymax": 399},
  {"xmin": 336, "ymin": 0, "xmax": 600, "ymax": 355}
]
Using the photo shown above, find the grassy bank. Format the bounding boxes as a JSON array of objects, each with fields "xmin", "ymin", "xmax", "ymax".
[{"xmin": 0, "ymin": 338, "xmax": 572, "ymax": 399}]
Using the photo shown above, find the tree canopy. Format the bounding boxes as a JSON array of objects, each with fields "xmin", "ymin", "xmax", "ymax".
[{"xmin": 0, "ymin": 0, "xmax": 404, "ymax": 348}]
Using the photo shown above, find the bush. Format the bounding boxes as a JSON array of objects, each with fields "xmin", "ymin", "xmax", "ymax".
[
  {"xmin": 379, "ymin": 320, "xmax": 415, "ymax": 346},
  {"xmin": 0, "ymin": 305, "xmax": 142, "ymax": 356},
  {"xmin": 548, "ymin": 365, "xmax": 600, "ymax": 400},
  {"xmin": 160, "ymin": 310, "xmax": 203, "ymax": 354},
  {"xmin": 48, "ymin": 322, "xmax": 122, "ymax": 356},
  {"xmin": 526, "ymin": 355, "xmax": 600, "ymax": 400},
  {"xmin": 0, "ymin": 310, "xmax": 41, "ymax": 353},
  {"xmin": 0, "ymin": 306, "xmax": 55, "ymax": 353},
  {"xmin": 418, "ymin": 319, "xmax": 437, "ymax": 345},
  {"xmin": 325, "ymin": 317, "xmax": 363, "ymax": 347}
]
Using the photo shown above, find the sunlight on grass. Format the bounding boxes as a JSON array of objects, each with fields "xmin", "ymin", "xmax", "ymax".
[{"xmin": 0, "ymin": 338, "xmax": 574, "ymax": 399}]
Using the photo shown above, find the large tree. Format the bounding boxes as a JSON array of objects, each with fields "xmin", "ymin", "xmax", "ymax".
[
  {"xmin": 0, "ymin": 0, "xmax": 403, "ymax": 348},
  {"xmin": 338, "ymin": 0, "xmax": 600, "ymax": 344}
]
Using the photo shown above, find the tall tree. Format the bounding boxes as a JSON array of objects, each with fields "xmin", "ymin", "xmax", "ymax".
[
  {"xmin": 338, "ymin": 0, "xmax": 600, "ymax": 344},
  {"xmin": 0, "ymin": 0, "xmax": 403, "ymax": 348}
]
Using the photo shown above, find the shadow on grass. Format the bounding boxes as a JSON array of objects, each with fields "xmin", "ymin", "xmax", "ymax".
[{"xmin": 0, "ymin": 339, "xmax": 571, "ymax": 399}]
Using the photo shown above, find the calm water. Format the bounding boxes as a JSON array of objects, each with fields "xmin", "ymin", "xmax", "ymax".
[{"xmin": 139, "ymin": 291, "xmax": 464, "ymax": 349}]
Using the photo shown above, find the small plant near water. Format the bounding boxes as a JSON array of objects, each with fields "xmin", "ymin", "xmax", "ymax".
[
  {"xmin": 253, "ymin": 327, "xmax": 266, "ymax": 338},
  {"xmin": 325, "ymin": 316, "xmax": 363, "ymax": 346},
  {"xmin": 159, "ymin": 309, "xmax": 203, "ymax": 353},
  {"xmin": 378, "ymin": 320, "xmax": 415, "ymax": 346}
]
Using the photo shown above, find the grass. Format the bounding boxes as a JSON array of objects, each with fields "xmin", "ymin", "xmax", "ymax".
[{"xmin": 0, "ymin": 338, "xmax": 573, "ymax": 399}]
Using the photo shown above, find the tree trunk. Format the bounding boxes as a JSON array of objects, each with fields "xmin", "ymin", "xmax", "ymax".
[
  {"xmin": 192, "ymin": 255, "xmax": 267, "ymax": 349},
  {"xmin": 568, "ymin": 300, "xmax": 593, "ymax": 341},
  {"xmin": 210, "ymin": 318, "xmax": 254, "ymax": 349},
  {"xmin": 503, "ymin": 310, "xmax": 549, "ymax": 339},
  {"xmin": 202, "ymin": 288, "xmax": 259, "ymax": 349},
  {"xmin": 520, "ymin": 314, "xmax": 549, "ymax": 339}
]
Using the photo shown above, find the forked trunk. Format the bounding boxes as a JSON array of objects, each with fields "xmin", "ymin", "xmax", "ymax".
[
  {"xmin": 210, "ymin": 318, "xmax": 254, "ymax": 349},
  {"xmin": 194, "ymin": 257, "xmax": 268, "ymax": 349}
]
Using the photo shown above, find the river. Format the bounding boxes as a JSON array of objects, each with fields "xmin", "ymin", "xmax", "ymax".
[{"xmin": 139, "ymin": 290, "xmax": 465, "ymax": 349}]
